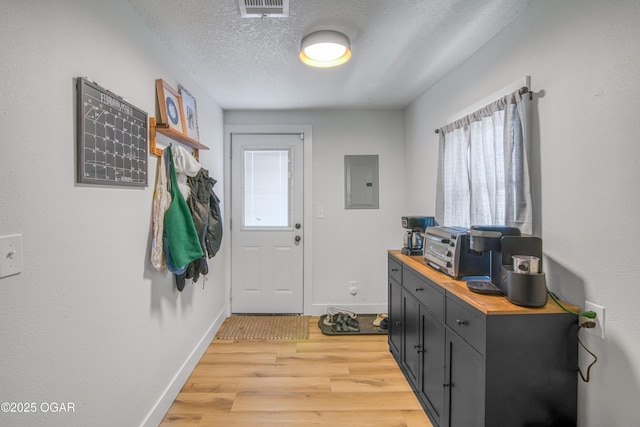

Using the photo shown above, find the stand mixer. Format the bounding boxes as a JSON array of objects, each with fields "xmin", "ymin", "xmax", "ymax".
[{"xmin": 401, "ymin": 216, "xmax": 435, "ymax": 255}]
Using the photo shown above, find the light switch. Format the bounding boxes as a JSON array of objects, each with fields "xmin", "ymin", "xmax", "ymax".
[
  {"xmin": 0, "ymin": 234, "xmax": 23, "ymax": 278},
  {"xmin": 317, "ymin": 207, "xmax": 325, "ymax": 219}
]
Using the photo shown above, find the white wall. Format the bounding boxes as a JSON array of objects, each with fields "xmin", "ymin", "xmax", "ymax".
[
  {"xmin": 404, "ymin": 0, "xmax": 640, "ymax": 425},
  {"xmin": 224, "ymin": 110, "xmax": 406, "ymax": 315},
  {"xmin": 5, "ymin": 0, "xmax": 638, "ymax": 425},
  {"xmin": 0, "ymin": 1, "xmax": 226, "ymax": 426}
]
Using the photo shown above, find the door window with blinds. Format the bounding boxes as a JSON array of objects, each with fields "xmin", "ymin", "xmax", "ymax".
[{"xmin": 243, "ymin": 148, "xmax": 291, "ymax": 228}]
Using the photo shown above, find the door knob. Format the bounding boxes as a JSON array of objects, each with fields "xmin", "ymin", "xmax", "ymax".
[
  {"xmin": 295, "ymin": 235, "xmax": 301, "ymax": 242},
  {"xmin": 295, "ymin": 223, "xmax": 301, "ymax": 229}
]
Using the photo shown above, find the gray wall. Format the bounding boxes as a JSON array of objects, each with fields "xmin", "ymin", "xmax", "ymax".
[
  {"xmin": 404, "ymin": 1, "xmax": 640, "ymax": 425},
  {"xmin": 225, "ymin": 110, "xmax": 406, "ymax": 315},
  {"xmin": 0, "ymin": 1, "xmax": 226, "ymax": 426}
]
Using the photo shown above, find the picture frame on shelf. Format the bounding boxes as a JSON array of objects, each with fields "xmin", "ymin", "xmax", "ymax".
[
  {"xmin": 155, "ymin": 79, "xmax": 184, "ymax": 133},
  {"xmin": 179, "ymin": 85, "xmax": 200, "ymax": 142}
]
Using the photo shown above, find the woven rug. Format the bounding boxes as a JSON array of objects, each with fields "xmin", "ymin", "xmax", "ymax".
[{"xmin": 215, "ymin": 315, "xmax": 309, "ymax": 340}]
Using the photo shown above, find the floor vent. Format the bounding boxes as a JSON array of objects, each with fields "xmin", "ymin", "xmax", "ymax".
[{"xmin": 239, "ymin": 0, "xmax": 289, "ymax": 18}]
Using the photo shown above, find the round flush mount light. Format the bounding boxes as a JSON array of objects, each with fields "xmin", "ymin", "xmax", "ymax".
[{"xmin": 300, "ymin": 30, "xmax": 351, "ymax": 68}]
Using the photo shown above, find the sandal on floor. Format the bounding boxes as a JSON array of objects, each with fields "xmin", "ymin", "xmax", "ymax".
[
  {"xmin": 346, "ymin": 316, "xmax": 359, "ymax": 328},
  {"xmin": 327, "ymin": 314, "xmax": 360, "ymax": 333},
  {"xmin": 373, "ymin": 313, "xmax": 388, "ymax": 327},
  {"xmin": 327, "ymin": 307, "xmax": 357, "ymax": 319},
  {"xmin": 323, "ymin": 314, "xmax": 337, "ymax": 327},
  {"xmin": 379, "ymin": 318, "xmax": 389, "ymax": 331},
  {"xmin": 344, "ymin": 317, "xmax": 360, "ymax": 332}
]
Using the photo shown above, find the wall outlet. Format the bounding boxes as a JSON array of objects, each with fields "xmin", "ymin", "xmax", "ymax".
[
  {"xmin": 317, "ymin": 206, "xmax": 325, "ymax": 219},
  {"xmin": 584, "ymin": 301, "xmax": 605, "ymax": 339},
  {"xmin": 349, "ymin": 280, "xmax": 358, "ymax": 296}
]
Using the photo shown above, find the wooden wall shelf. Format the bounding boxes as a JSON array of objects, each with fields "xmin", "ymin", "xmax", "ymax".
[{"xmin": 149, "ymin": 117, "xmax": 209, "ymax": 158}]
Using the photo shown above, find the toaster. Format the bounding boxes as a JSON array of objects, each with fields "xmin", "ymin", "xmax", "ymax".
[{"xmin": 422, "ymin": 226, "xmax": 489, "ymax": 279}]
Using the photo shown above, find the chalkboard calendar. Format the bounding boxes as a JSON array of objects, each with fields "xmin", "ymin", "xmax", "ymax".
[{"xmin": 77, "ymin": 77, "xmax": 148, "ymax": 187}]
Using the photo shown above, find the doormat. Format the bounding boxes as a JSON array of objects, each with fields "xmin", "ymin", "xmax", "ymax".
[
  {"xmin": 318, "ymin": 314, "xmax": 388, "ymax": 335},
  {"xmin": 215, "ymin": 315, "xmax": 309, "ymax": 340}
]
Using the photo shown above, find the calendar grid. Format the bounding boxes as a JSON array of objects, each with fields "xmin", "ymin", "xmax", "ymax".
[{"xmin": 77, "ymin": 78, "xmax": 148, "ymax": 187}]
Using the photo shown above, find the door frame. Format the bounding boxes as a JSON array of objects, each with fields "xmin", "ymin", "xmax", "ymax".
[{"xmin": 224, "ymin": 124, "xmax": 313, "ymax": 316}]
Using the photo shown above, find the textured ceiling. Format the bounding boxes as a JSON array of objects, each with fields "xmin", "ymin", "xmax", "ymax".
[{"xmin": 125, "ymin": 0, "xmax": 531, "ymax": 110}]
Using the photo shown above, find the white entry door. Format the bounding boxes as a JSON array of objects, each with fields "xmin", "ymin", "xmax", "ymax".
[{"xmin": 231, "ymin": 133, "xmax": 304, "ymax": 313}]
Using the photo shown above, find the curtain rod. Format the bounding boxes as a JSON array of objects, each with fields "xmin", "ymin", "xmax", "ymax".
[{"xmin": 435, "ymin": 86, "xmax": 530, "ymax": 134}]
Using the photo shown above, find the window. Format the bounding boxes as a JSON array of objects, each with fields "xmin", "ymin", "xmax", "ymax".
[
  {"xmin": 243, "ymin": 149, "xmax": 290, "ymax": 228},
  {"xmin": 435, "ymin": 88, "xmax": 533, "ymax": 234}
]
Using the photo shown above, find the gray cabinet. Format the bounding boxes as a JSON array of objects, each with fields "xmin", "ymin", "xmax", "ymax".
[
  {"xmin": 419, "ymin": 304, "xmax": 445, "ymax": 424},
  {"xmin": 388, "ymin": 257, "xmax": 403, "ymax": 358},
  {"xmin": 391, "ymin": 261, "xmax": 446, "ymax": 425},
  {"xmin": 401, "ymin": 289, "xmax": 421, "ymax": 388},
  {"xmin": 388, "ymin": 252, "xmax": 578, "ymax": 427},
  {"xmin": 444, "ymin": 329, "xmax": 484, "ymax": 427}
]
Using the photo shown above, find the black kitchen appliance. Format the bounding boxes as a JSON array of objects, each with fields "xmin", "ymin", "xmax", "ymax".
[
  {"xmin": 422, "ymin": 226, "xmax": 490, "ymax": 278},
  {"xmin": 401, "ymin": 216, "xmax": 435, "ymax": 255},
  {"xmin": 466, "ymin": 225, "xmax": 548, "ymax": 307}
]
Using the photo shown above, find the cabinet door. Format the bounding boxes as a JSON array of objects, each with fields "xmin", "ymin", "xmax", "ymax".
[
  {"xmin": 388, "ymin": 278, "xmax": 403, "ymax": 358},
  {"xmin": 401, "ymin": 291, "xmax": 421, "ymax": 388},
  {"xmin": 444, "ymin": 330, "xmax": 484, "ymax": 427},
  {"xmin": 419, "ymin": 306, "xmax": 445, "ymax": 426}
]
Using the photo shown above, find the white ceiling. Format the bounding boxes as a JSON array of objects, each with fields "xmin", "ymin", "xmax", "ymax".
[{"xmin": 126, "ymin": 0, "xmax": 531, "ymax": 110}]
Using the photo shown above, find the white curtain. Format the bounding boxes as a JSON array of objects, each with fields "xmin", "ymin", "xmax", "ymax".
[{"xmin": 435, "ymin": 88, "xmax": 532, "ymax": 234}]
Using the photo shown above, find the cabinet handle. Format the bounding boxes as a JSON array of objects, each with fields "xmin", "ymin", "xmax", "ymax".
[
  {"xmin": 442, "ymin": 383, "xmax": 450, "ymax": 388},
  {"xmin": 413, "ymin": 345, "xmax": 426, "ymax": 354},
  {"xmin": 415, "ymin": 287, "xmax": 424, "ymax": 292},
  {"xmin": 456, "ymin": 319, "xmax": 467, "ymax": 326},
  {"xmin": 394, "ymin": 321, "xmax": 401, "ymax": 326},
  {"xmin": 391, "ymin": 268, "xmax": 399, "ymax": 272}
]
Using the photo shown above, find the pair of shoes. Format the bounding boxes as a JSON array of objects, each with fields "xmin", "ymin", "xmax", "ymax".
[
  {"xmin": 329, "ymin": 313, "xmax": 360, "ymax": 332},
  {"xmin": 323, "ymin": 312, "xmax": 353, "ymax": 326},
  {"xmin": 373, "ymin": 313, "xmax": 388, "ymax": 327},
  {"xmin": 327, "ymin": 307, "xmax": 357, "ymax": 319}
]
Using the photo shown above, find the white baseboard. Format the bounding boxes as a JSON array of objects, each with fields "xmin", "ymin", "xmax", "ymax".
[
  {"xmin": 140, "ymin": 309, "xmax": 226, "ymax": 427},
  {"xmin": 310, "ymin": 303, "xmax": 388, "ymax": 317}
]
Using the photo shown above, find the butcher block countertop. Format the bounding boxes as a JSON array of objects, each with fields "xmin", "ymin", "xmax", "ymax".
[{"xmin": 389, "ymin": 250, "xmax": 580, "ymax": 316}]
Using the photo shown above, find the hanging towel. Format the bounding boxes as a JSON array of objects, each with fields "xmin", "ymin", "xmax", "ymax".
[
  {"xmin": 172, "ymin": 145, "xmax": 201, "ymax": 201},
  {"xmin": 164, "ymin": 145, "xmax": 204, "ymax": 269},
  {"xmin": 151, "ymin": 151, "xmax": 172, "ymax": 271}
]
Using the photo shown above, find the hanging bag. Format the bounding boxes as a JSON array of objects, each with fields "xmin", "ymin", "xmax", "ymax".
[
  {"xmin": 151, "ymin": 152, "xmax": 171, "ymax": 271},
  {"xmin": 163, "ymin": 145, "xmax": 204, "ymax": 269}
]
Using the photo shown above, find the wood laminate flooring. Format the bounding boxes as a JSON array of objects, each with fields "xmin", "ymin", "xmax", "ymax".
[{"xmin": 160, "ymin": 316, "xmax": 432, "ymax": 427}]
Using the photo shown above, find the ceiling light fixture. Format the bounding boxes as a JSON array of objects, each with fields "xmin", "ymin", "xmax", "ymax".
[{"xmin": 300, "ymin": 30, "xmax": 351, "ymax": 68}]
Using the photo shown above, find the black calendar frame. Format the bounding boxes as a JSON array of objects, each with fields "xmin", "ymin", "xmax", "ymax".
[{"xmin": 76, "ymin": 77, "xmax": 148, "ymax": 187}]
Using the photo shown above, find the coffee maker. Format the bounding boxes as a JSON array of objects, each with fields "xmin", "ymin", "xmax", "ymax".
[
  {"xmin": 401, "ymin": 216, "xmax": 435, "ymax": 255},
  {"xmin": 466, "ymin": 225, "xmax": 548, "ymax": 307}
]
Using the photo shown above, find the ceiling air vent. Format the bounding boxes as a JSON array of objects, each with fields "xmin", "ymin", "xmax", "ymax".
[{"xmin": 239, "ymin": 0, "xmax": 289, "ymax": 18}]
